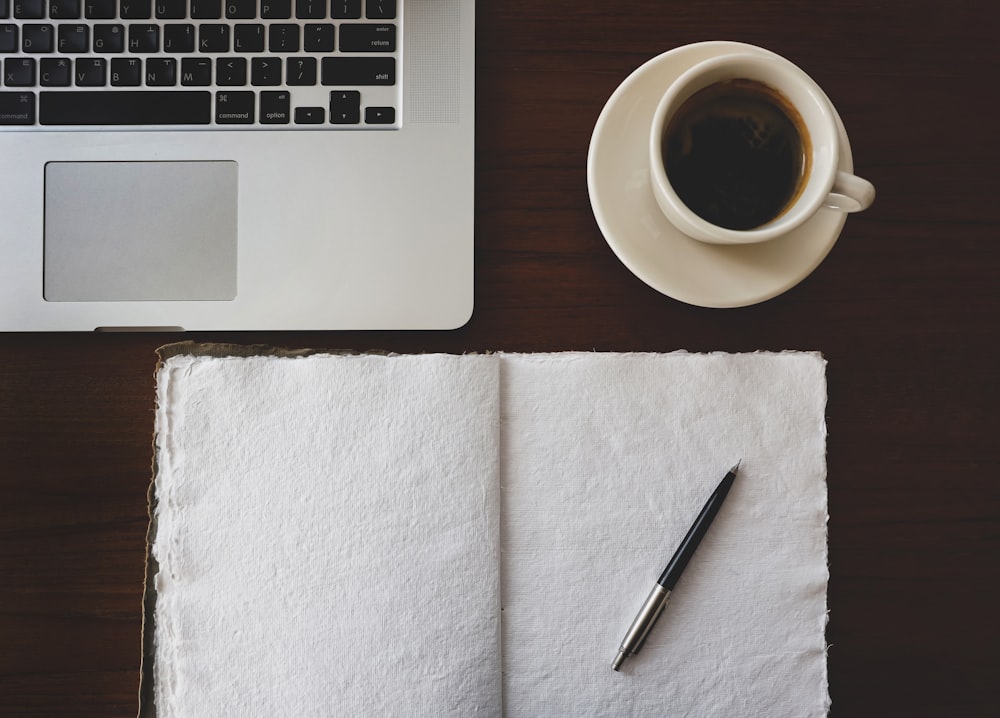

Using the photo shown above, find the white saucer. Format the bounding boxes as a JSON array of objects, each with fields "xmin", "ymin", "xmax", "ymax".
[{"xmin": 587, "ymin": 41, "xmax": 853, "ymax": 308}]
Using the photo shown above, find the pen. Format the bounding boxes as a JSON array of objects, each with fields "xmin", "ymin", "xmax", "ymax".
[{"xmin": 612, "ymin": 461, "xmax": 740, "ymax": 671}]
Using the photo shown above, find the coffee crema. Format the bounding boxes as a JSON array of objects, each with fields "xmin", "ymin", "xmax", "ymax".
[{"xmin": 663, "ymin": 78, "xmax": 811, "ymax": 231}]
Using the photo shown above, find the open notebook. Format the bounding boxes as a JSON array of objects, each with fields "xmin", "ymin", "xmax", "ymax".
[{"xmin": 143, "ymin": 350, "xmax": 830, "ymax": 717}]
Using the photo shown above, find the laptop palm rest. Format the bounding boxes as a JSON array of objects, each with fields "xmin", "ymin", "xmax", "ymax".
[{"xmin": 43, "ymin": 161, "xmax": 238, "ymax": 302}]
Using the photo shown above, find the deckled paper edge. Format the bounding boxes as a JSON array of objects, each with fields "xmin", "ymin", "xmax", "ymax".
[
  {"xmin": 138, "ymin": 343, "xmax": 336, "ymax": 718},
  {"xmin": 819, "ymin": 352, "xmax": 831, "ymax": 715}
]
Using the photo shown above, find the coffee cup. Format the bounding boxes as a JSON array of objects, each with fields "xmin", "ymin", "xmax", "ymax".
[{"xmin": 648, "ymin": 50, "xmax": 875, "ymax": 245}]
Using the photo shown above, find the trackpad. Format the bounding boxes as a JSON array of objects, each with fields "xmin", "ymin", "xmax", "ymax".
[{"xmin": 44, "ymin": 161, "xmax": 238, "ymax": 301}]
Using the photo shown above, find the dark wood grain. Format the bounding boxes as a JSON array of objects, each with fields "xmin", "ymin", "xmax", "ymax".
[{"xmin": 2, "ymin": 1, "xmax": 998, "ymax": 716}]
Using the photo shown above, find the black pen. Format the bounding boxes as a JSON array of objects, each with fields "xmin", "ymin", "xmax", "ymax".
[{"xmin": 612, "ymin": 462, "xmax": 740, "ymax": 671}]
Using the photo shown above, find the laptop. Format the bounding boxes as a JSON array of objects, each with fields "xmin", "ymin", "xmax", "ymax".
[{"xmin": 0, "ymin": 0, "xmax": 475, "ymax": 331}]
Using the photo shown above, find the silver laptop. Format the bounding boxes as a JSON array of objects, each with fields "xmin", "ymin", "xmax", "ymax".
[{"xmin": 0, "ymin": 0, "xmax": 474, "ymax": 331}]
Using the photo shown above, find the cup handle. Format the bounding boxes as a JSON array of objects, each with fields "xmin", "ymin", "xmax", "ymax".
[{"xmin": 825, "ymin": 171, "xmax": 876, "ymax": 212}]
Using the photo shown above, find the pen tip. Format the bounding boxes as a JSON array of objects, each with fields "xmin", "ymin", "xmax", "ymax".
[{"xmin": 731, "ymin": 460, "xmax": 741, "ymax": 475}]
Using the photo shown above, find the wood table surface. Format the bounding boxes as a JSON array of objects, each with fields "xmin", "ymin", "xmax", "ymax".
[{"xmin": 2, "ymin": 1, "xmax": 998, "ymax": 716}]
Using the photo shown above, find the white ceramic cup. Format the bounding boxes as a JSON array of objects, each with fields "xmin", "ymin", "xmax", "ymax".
[{"xmin": 649, "ymin": 51, "xmax": 875, "ymax": 245}]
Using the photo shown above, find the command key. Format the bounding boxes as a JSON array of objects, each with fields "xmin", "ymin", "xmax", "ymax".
[{"xmin": 0, "ymin": 92, "xmax": 36, "ymax": 125}]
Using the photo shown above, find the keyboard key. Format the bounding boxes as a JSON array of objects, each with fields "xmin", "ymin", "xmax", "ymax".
[
  {"xmin": 13, "ymin": 0, "xmax": 44, "ymax": 18},
  {"xmin": 191, "ymin": 0, "xmax": 221, "ymax": 19},
  {"xmin": 85, "ymin": 0, "xmax": 116, "ymax": 18},
  {"xmin": 39, "ymin": 89, "xmax": 211, "ymax": 123},
  {"xmin": 180, "ymin": 56, "xmax": 211, "ymax": 84},
  {"xmin": 259, "ymin": 0, "xmax": 289, "ymax": 19},
  {"xmin": 268, "ymin": 23, "xmax": 298, "ymax": 52},
  {"xmin": 233, "ymin": 23, "xmax": 264, "ymax": 52},
  {"xmin": 294, "ymin": 105, "xmax": 322, "ymax": 123},
  {"xmin": 329, "ymin": 89, "xmax": 358, "ymax": 123},
  {"xmin": 215, "ymin": 89, "xmax": 252, "ymax": 123},
  {"xmin": 226, "ymin": 0, "xmax": 256, "ymax": 19},
  {"xmin": 74, "ymin": 57, "xmax": 106, "ymax": 85},
  {"xmin": 303, "ymin": 23, "xmax": 333, "ymax": 52},
  {"xmin": 57, "ymin": 24, "xmax": 89, "ymax": 53},
  {"xmin": 163, "ymin": 24, "xmax": 194, "ymax": 52},
  {"xmin": 155, "ymin": 0, "xmax": 185, "ymax": 18},
  {"xmin": 250, "ymin": 56, "xmax": 279, "ymax": 85},
  {"xmin": 0, "ymin": 91, "xmax": 35, "ymax": 124},
  {"xmin": 365, "ymin": 0, "xmax": 394, "ymax": 19},
  {"xmin": 4, "ymin": 57, "xmax": 35, "ymax": 85},
  {"xmin": 259, "ymin": 89, "xmax": 288, "ymax": 123},
  {"xmin": 145, "ymin": 57, "xmax": 175, "ymax": 85},
  {"xmin": 339, "ymin": 23, "xmax": 395, "ymax": 52},
  {"xmin": 199, "ymin": 24, "xmax": 229, "ymax": 52},
  {"xmin": 295, "ymin": 0, "xmax": 323, "ymax": 19},
  {"xmin": 40, "ymin": 57, "xmax": 71, "ymax": 85},
  {"xmin": 110, "ymin": 56, "xmax": 141, "ymax": 84},
  {"xmin": 22, "ymin": 24, "xmax": 54, "ymax": 53},
  {"xmin": 93, "ymin": 24, "xmax": 124, "ymax": 52},
  {"xmin": 215, "ymin": 56, "xmax": 245, "ymax": 85},
  {"xmin": 286, "ymin": 55, "xmax": 314, "ymax": 85},
  {"xmin": 364, "ymin": 105, "xmax": 393, "ymax": 124},
  {"xmin": 128, "ymin": 24, "xmax": 159, "ymax": 52},
  {"xmin": 321, "ymin": 57, "xmax": 393, "ymax": 85},
  {"xmin": 0, "ymin": 25, "xmax": 16, "ymax": 53},
  {"xmin": 119, "ymin": 0, "xmax": 151, "ymax": 20},
  {"xmin": 50, "ymin": 0, "xmax": 82, "ymax": 18},
  {"xmin": 330, "ymin": 0, "xmax": 359, "ymax": 18}
]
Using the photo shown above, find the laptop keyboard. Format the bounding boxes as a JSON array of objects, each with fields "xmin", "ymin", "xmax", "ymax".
[{"xmin": 0, "ymin": 0, "xmax": 400, "ymax": 128}]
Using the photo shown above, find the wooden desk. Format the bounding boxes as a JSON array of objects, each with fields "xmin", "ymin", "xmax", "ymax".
[{"xmin": 1, "ymin": 2, "xmax": 997, "ymax": 716}]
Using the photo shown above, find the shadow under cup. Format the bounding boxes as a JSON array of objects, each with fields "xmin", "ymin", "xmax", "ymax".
[{"xmin": 649, "ymin": 53, "xmax": 840, "ymax": 245}]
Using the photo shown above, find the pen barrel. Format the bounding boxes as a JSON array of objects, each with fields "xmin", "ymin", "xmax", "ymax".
[
  {"xmin": 617, "ymin": 584, "xmax": 672, "ymax": 658},
  {"xmin": 657, "ymin": 469, "xmax": 736, "ymax": 589}
]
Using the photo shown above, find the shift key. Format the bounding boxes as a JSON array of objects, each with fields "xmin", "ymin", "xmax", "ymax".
[{"xmin": 321, "ymin": 57, "xmax": 395, "ymax": 85}]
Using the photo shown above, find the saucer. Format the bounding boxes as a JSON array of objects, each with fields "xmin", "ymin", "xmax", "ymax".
[{"xmin": 587, "ymin": 41, "xmax": 853, "ymax": 308}]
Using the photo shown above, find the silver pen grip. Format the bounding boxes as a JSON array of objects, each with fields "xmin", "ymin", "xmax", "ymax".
[{"xmin": 612, "ymin": 584, "xmax": 671, "ymax": 670}]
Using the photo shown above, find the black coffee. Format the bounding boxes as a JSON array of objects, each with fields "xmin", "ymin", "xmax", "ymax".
[{"xmin": 663, "ymin": 79, "xmax": 810, "ymax": 231}]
